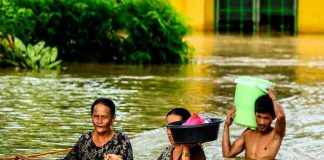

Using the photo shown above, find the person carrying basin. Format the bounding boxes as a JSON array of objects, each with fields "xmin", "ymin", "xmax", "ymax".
[
  {"xmin": 157, "ymin": 108, "xmax": 206, "ymax": 160},
  {"xmin": 222, "ymin": 83, "xmax": 286, "ymax": 159}
]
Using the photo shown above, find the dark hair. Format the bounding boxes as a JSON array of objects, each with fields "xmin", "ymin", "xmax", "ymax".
[
  {"xmin": 166, "ymin": 108, "xmax": 191, "ymax": 121},
  {"xmin": 91, "ymin": 98, "xmax": 116, "ymax": 116},
  {"xmin": 255, "ymin": 94, "xmax": 275, "ymax": 117}
]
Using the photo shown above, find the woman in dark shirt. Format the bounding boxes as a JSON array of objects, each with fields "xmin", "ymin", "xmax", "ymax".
[
  {"xmin": 157, "ymin": 108, "xmax": 206, "ymax": 160},
  {"xmin": 63, "ymin": 98, "xmax": 133, "ymax": 160}
]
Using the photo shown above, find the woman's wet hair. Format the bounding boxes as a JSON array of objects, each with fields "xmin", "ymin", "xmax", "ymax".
[
  {"xmin": 91, "ymin": 98, "xmax": 116, "ymax": 116},
  {"xmin": 166, "ymin": 108, "xmax": 191, "ymax": 121},
  {"xmin": 255, "ymin": 95, "xmax": 275, "ymax": 117}
]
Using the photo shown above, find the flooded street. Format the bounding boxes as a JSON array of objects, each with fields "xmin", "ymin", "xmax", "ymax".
[{"xmin": 0, "ymin": 33, "xmax": 323, "ymax": 159}]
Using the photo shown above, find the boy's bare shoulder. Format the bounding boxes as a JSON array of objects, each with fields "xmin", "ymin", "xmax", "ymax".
[
  {"xmin": 243, "ymin": 128, "xmax": 254, "ymax": 134},
  {"xmin": 243, "ymin": 128, "xmax": 262, "ymax": 138}
]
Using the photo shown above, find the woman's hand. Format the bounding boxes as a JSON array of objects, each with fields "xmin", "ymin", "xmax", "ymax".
[
  {"xmin": 104, "ymin": 154, "xmax": 123, "ymax": 160},
  {"xmin": 225, "ymin": 106, "xmax": 236, "ymax": 127}
]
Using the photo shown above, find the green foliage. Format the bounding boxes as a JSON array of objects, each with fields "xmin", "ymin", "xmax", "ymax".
[
  {"xmin": 0, "ymin": 50, "xmax": 3, "ymax": 65},
  {"xmin": 5, "ymin": 37, "xmax": 61, "ymax": 70},
  {"xmin": 1, "ymin": 0, "xmax": 121, "ymax": 62},
  {"xmin": 0, "ymin": 0, "xmax": 36, "ymax": 43},
  {"xmin": 118, "ymin": 0, "xmax": 193, "ymax": 64},
  {"xmin": 0, "ymin": 32, "xmax": 10, "ymax": 66},
  {"xmin": 0, "ymin": 40, "xmax": 4, "ymax": 65},
  {"xmin": 0, "ymin": 0, "xmax": 192, "ymax": 64}
]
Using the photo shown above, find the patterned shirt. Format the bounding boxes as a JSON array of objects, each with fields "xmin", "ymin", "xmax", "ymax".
[
  {"xmin": 157, "ymin": 145, "xmax": 206, "ymax": 160},
  {"xmin": 157, "ymin": 145, "xmax": 173, "ymax": 160},
  {"xmin": 63, "ymin": 130, "xmax": 133, "ymax": 160}
]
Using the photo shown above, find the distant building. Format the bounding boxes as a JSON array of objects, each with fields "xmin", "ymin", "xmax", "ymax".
[{"xmin": 170, "ymin": 0, "xmax": 324, "ymax": 34}]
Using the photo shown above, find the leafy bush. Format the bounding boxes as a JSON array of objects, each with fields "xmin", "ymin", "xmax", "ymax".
[
  {"xmin": 1, "ymin": 0, "xmax": 121, "ymax": 62},
  {"xmin": 118, "ymin": 0, "xmax": 192, "ymax": 64},
  {"xmin": 4, "ymin": 37, "xmax": 61, "ymax": 70},
  {"xmin": 0, "ymin": 0, "xmax": 192, "ymax": 64},
  {"xmin": 0, "ymin": 0, "xmax": 36, "ymax": 44},
  {"xmin": 0, "ymin": 32, "xmax": 11, "ymax": 66},
  {"xmin": 0, "ymin": 34, "xmax": 4, "ymax": 64}
]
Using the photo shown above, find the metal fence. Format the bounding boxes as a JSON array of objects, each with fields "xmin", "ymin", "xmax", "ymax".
[{"xmin": 214, "ymin": 0, "xmax": 297, "ymax": 34}]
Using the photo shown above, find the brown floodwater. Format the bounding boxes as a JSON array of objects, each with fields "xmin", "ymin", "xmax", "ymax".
[{"xmin": 0, "ymin": 33, "xmax": 323, "ymax": 159}]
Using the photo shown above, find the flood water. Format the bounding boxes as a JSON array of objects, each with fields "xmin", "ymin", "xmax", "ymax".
[{"xmin": 0, "ymin": 33, "xmax": 323, "ymax": 159}]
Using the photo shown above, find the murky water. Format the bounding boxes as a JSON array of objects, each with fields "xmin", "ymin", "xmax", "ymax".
[{"xmin": 0, "ymin": 33, "xmax": 323, "ymax": 159}]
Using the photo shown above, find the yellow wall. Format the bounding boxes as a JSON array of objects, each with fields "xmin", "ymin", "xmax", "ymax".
[
  {"xmin": 169, "ymin": 0, "xmax": 214, "ymax": 31},
  {"xmin": 170, "ymin": 0, "xmax": 324, "ymax": 34},
  {"xmin": 298, "ymin": 0, "xmax": 324, "ymax": 33},
  {"xmin": 204, "ymin": 0, "xmax": 214, "ymax": 31}
]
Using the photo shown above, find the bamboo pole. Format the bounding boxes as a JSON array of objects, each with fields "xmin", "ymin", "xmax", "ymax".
[
  {"xmin": 0, "ymin": 148, "xmax": 71, "ymax": 160},
  {"xmin": 25, "ymin": 148, "xmax": 71, "ymax": 157}
]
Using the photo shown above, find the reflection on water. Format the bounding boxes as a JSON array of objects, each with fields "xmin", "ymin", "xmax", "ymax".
[{"xmin": 0, "ymin": 33, "xmax": 323, "ymax": 159}]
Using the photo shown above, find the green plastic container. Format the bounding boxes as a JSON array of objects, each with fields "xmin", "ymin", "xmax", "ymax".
[{"xmin": 234, "ymin": 76, "xmax": 275, "ymax": 129}]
